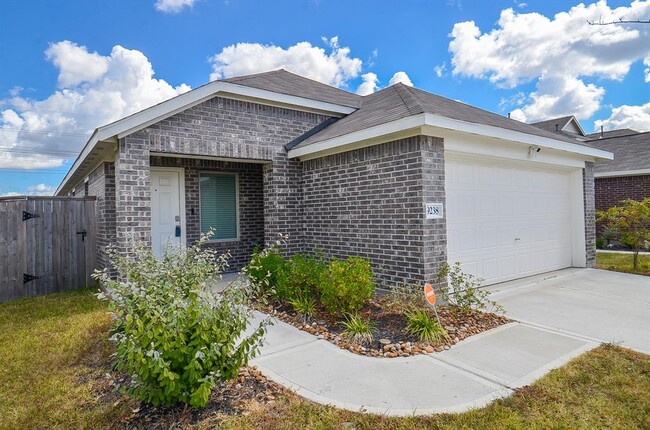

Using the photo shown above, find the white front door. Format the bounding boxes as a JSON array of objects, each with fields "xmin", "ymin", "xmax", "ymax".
[
  {"xmin": 151, "ymin": 168, "xmax": 185, "ymax": 258},
  {"xmin": 446, "ymin": 155, "xmax": 574, "ymax": 285}
]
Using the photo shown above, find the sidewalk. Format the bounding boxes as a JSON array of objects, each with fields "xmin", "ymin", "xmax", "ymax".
[{"xmin": 244, "ymin": 312, "xmax": 597, "ymax": 416}]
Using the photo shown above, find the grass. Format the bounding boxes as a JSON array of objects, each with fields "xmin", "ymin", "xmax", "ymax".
[
  {"xmin": 2, "ymin": 290, "xmax": 649, "ymax": 430},
  {"xmin": 0, "ymin": 289, "xmax": 131, "ymax": 430},
  {"xmin": 596, "ymin": 251, "xmax": 650, "ymax": 275}
]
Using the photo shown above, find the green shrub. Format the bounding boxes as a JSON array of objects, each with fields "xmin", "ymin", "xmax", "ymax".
[
  {"xmin": 383, "ymin": 284, "xmax": 426, "ymax": 313},
  {"xmin": 244, "ymin": 242, "xmax": 286, "ymax": 298},
  {"xmin": 276, "ymin": 252, "xmax": 327, "ymax": 302},
  {"xmin": 405, "ymin": 309, "xmax": 448, "ymax": 343},
  {"xmin": 318, "ymin": 256, "xmax": 375, "ymax": 315},
  {"xmin": 438, "ymin": 262, "xmax": 502, "ymax": 314},
  {"xmin": 94, "ymin": 234, "xmax": 269, "ymax": 408},
  {"xmin": 596, "ymin": 237, "xmax": 605, "ymax": 249},
  {"xmin": 340, "ymin": 313, "xmax": 375, "ymax": 345}
]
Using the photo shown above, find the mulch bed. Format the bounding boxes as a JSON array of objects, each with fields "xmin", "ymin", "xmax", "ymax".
[
  {"xmin": 261, "ymin": 297, "xmax": 510, "ymax": 358},
  {"xmin": 87, "ymin": 360, "xmax": 286, "ymax": 429}
]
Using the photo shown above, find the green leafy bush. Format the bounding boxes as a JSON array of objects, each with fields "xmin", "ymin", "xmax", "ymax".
[
  {"xmin": 405, "ymin": 309, "xmax": 448, "ymax": 343},
  {"xmin": 340, "ymin": 313, "xmax": 376, "ymax": 345},
  {"xmin": 244, "ymin": 241, "xmax": 286, "ymax": 298},
  {"xmin": 596, "ymin": 237, "xmax": 605, "ymax": 249},
  {"xmin": 94, "ymin": 234, "xmax": 269, "ymax": 408},
  {"xmin": 438, "ymin": 262, "xmax": 502, "ymax": 314},
  {"xmin": 318, "ymin": 256, "xmax": 375, "ymax": 315},
  {"xmin": 276, "ymin": 252, "xmax": 327, "ymax": 302}
]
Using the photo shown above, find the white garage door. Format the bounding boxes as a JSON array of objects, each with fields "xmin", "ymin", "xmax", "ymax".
[{"xmin": 446, "ymin": 155, "xmax": 573, "ymax": 285}]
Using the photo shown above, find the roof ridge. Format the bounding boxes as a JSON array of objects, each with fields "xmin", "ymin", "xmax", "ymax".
[
  {"xmin": 586, "ymin": 130, "xmax": 650, "ymax": 141},
  {"xmin": 392, "ymin": 84, "xmax": 424, "ymax": 116}
]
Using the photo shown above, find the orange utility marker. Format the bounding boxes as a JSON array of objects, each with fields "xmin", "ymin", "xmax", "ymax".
[{"xmin": 424, "ymin": 282, "xmax": 441, "ymax": 322}]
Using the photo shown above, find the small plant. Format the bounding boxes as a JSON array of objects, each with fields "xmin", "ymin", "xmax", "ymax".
[
  {"xmin": 94, "ymin": 233, "xmax": 269, "ymax": 408},
  {"xmin": 405, "ymin": 309, "xmax": 448, "ymax": 343},
  {"xmin": 242, "ymin": 236, "xmax": 287, "ymax": 299},
  {"xmin": 383, "ymin": 284, "xmax": 426, "ymax": 313},
  {"xmin": 340, "ymin": 313, "xmax": 375, "ymax": 345},
  {"xmin": 289, "ymin": 294, "xmax": 317, "ymax": 323},
  {"xmin": 438, "ymin": 262, "xmax": 503, "ymax": 314},
  {"xmin": 276, "ymin": 252, "xmax": 327, "ymax": 302},
  {"xmin": 318, "ymin": 256, "xmax": 375, "ymax": 315},
  {"xmin": 596, "ymin": 237, "xmax": 605, "ymax": 249}
]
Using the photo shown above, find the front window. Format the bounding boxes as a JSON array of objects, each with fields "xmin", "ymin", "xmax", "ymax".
[{"xmin": 199, "ymin": 173, "xmax": 238, "ymax": 241}]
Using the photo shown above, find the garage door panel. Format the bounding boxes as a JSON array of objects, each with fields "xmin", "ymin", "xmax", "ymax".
[{"xmin": 446, "ymin": 156, "xmax": 575, "ymax": 285}]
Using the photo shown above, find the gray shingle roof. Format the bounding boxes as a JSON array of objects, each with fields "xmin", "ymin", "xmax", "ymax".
[
  {"xmin": 585, "ymin": 132, "xmax": 650, "ymax": 174},
  {"xmin": 530, "ymin": 116, "xmax": 575, "ymax": 133},
  {"xmin": 222, "ymin": 69, "xmax": 362, "ymax": 108},
  {"xmin": 294, "ymin": 84, "xmax": 592, "ymax": 148},
  {"xmin": 586, "ymin": 129, "xmax": 640, "ymax": 139}
]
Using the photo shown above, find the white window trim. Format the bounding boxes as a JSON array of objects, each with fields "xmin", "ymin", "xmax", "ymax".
[{"xmin": 198, "ymin": 171, "xmax": 240, "ymax": 243}]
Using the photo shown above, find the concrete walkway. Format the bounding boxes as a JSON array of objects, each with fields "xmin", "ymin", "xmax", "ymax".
[{"xmin": 236, "ymin": 268, "xmax": 647, "ymax": 416}]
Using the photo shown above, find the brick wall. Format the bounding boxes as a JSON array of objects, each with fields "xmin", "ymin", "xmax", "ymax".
[
  {"xmin": 583, "ymin": 162, "xmax": 596, "ymax": 267},
  {"xmin": 151, "ymin": 156, "xmax": 264, "ymax": 270},
  {"xmin": 302, "ymin": 136, "xmax": 447, "ymax": 288},
  {"xmin": 116, "ymin": 96, "xmax": 333, "ymax": 256},
  {"xmin": 595, "ymin": 175, "xmax": 650, "ymax": 212},
  {"xmin": 86, "ymin": 162, "xmax": 116, "ymax": 271}
]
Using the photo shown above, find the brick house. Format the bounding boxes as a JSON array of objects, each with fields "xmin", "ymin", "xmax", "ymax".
[
  {"xmin": 531, "ymin": 117, "xmax": 650, "ymax": 235},
  {"xmin": 56, "ymin": 70, "xmax": 612, "ymax": 287}
]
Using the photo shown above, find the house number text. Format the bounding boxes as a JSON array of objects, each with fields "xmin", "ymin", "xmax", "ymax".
[{"xmin": 426, "ymin": 203, "xmax": 444, "ymax": 219}]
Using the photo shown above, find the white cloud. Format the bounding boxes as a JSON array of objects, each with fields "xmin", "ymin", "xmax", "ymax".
[
  {"xmin": 0, "ymin": 41, "xmax": 190, "ymax": 169},
  {"xmin": 594, "ymin": 102, "xmax": 650, "ymax": 132},
  {"xmin": 434, "ymin": 63, "xmax": 447, "ymax": 78},
  {"xmin": 209, "ymin": 37, "xmax": 363, "ymax": 87},
  {"xmin": 154, "ymin": 0, "xmax": 197, "ymax": 13},
  {"xmin": 449, "ymin": 1, "xmax": 650, "ymax": 121},
  {"xmin": 509, "ymin": 74, "xmax": 605, "ymax": 122},
  {"xmin": 356, "ymin": 73, "xmax": 380, "ymax": 95},
  {"xmin": 0, "ymin": 191, "xmax": 21, "ymax": 197},
  {"xmin": 26, "ymin": 183, "xmax": 56, "ymax": 195},
  {"xmin": 45, "ymin": 41, "xmax": 109, "ymax": 87},
  {"xmin": 388, "ymin": 71, "xmax": 413, "ymax": 87},
  {"xmin": 644, "ymin": 57, "xmax": 650, "ymax": 82}
]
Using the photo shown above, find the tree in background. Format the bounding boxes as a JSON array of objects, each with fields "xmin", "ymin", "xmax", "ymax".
[{"xmin": 597, "ymin": 198, "xmax": 650, "ymax": 272}]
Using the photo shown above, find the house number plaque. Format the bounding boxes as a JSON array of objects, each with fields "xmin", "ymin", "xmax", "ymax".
[{"xmin": 425, "ymin": 203, "xmax": 444, "ymax": 219}]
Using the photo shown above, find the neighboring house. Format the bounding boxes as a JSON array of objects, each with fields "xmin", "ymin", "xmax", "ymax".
[
  {"xmin": 530, "ymin": 117, "xmax": 649, "ymax": 235},
  {"xmin": 56, "ymin": 70, "xmax": 612, "ymax": 287}
]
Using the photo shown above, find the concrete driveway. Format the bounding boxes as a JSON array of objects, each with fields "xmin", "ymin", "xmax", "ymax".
[{"xmin": 488, "ymin": 268, "xmax": 650, "ymax": 354}]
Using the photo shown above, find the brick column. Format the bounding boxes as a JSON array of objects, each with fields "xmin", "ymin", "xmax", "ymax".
[
  {"xmin": 115, "ymin": 132, "xmax": 151, "ymax": 254},
  {"xmin": 263, "ymin": 151, "xmax": 304, "ymax": 254},
  {"xmin": 420, "ymin": 136, "xmax": 448, "ymax": 287},
  {"xmin": 583, "ymin": 161, "xmax": 596, "ymax": 267}
]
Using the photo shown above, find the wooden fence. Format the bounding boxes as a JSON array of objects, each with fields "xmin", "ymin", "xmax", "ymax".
[{"xmin": 0, "ymin": 196, "xmax": 96, "ymax": 302}]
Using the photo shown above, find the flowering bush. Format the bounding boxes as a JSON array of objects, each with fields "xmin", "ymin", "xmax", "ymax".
[{"xmin": 94, "ymin": 234, "xmax": 269, "ymax": 408}]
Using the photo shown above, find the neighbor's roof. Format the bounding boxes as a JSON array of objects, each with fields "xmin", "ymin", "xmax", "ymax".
[
  {"xmin": 586, "ymin": 129, "xmax": 640, "ymax": 140},
  {"xmin": 585, "ymin": 131, "xmax": 650, "ymax": 176},
  {"xmin": 294, "ymin": 84, "xmax": 597, "ymax": 149}
]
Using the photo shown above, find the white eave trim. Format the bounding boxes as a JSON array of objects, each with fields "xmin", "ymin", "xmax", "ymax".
[
  {"xmin": 56, "ymin": 81, "xmax": 357, "ymax": 195},
  {"xmin": 288, "ymin": 112, "xmax": 614, "ymax": 161},
  {"xmin": 595, "ymin": 168, "xmax": 650, "ymax": 178}
]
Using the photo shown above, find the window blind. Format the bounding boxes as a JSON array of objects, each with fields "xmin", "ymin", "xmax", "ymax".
[{"xmin": 199, "ymin": 173, "xmax": 238, "ymax": 240}]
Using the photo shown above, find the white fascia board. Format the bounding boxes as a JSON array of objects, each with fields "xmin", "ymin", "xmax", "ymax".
[
  {"xmin": 595, "ymin": 169, "xmax": 650, "ymax": 178},
  {"xmin": 288, "ymin": 112, "xmax": 614, "ymax": 161},
  {"xmin": 422, "ymin": 113, "xmax": 613, "ymax": 161},
  {"xmin": 55, "ymin": 81, "xmax": 356, "ymax": 195},
  {"xmin": 288, "ymin": 114, "xmax": 427, "ymax": 159}
]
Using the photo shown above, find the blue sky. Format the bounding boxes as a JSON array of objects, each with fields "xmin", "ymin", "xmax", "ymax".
[{"xmin": 1, "ymin": 0, "xmax": 648, "ymax": 195}]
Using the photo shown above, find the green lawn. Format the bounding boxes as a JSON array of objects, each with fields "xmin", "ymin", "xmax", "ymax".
[
  {"xmin": 596, "ymin": 251, "xmax": 650, "ymax": 275},
  {"xmin": 2, "ymin": 290, "xmax": 649, "ymax": 430}
]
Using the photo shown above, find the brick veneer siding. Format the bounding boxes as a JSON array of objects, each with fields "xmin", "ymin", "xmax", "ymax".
[
  {"xmin": 301, "ymin": 136, "xmax": 447, "ymax": 288},
  {"xmin": 151, "ymin": 156, "xmax": 264, "ymax": 270},
  {"xmin": 595, "ymin": 174, "xmax": 650, "ymax": 234},
  {"xmin": 115, "ymin": 97, "xmax": 333, "ymax": 256},
  {"xmin": 583, "ymin": 162, "xmax": 596, "ymax": 268},
  {"xmin": 84, "ymin": 162, "xmax": 116, "ymax": 272}
]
